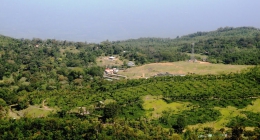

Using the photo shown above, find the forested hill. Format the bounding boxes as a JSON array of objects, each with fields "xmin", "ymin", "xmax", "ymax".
[
  {"xmin": 1, "ymin": 26, "xmax": 258, "ymax": 95},
  {"xmin": 113, "ymin": 27, "xmax": 260, "ymax": 65},
  {"xmin": 180, "ymin": 27, "xmax": 260, "ymax": 64},
  {"xmin": 114, "ymin": 27, "xmax": 260, "ymax": 44},
  {"xmin": 0, "ymin": 26, "xmax": 260, "ymax": 68},
  {"xmin": 181, "ymin": 26, "xmax": 260, "ymax": 40}
]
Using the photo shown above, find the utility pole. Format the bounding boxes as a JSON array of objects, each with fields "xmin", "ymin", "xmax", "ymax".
[{"xmin": 191, "ymin": 43, "xmax": 195, "ymax": 62}]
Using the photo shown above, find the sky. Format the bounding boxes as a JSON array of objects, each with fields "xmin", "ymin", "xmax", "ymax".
[{"xmin": 0, "ymin": 0, "xmax": 260, "ymax": 43}]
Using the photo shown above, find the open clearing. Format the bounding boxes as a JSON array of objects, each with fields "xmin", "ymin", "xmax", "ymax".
[
  {"xmin": 8, "ymin": 100, "xmax": 57, "ymax": 119},
  {"xmin": 20, "ymin": 106, "xmax": 55, "ymax": 117},
  {"xmin": 118, "ymin": 61, "xmax": 253, "ymax": 79},
  {"xmin": 9, "ymin": 105, "xmax": 55, "ymax": 118},
  {"xmin": 96, "ymin": 56, "xmax": 123, "ymax": 67},
  {"xmin": 142, "ymin": 95, "xmax": 191, "ymax": 119}
]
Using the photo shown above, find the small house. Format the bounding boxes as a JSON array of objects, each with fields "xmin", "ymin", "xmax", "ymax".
[
  {"xmin": 105, "ymin": 68, "xmax": 113, "ymax": 74},
  {"xmin": 109, "ymin": 56, "xmax": 115, "ymax": 60},
  {"xmin": 104, "ymin": 68, "xmax": 119, "ymax": 74},
  {"xmin": 127, "ymin": 61, "xmax": 135, "ymax": 67},
  {"xmin": 113, "ymin": 68, "xmax": 119, "ymax": 74}
]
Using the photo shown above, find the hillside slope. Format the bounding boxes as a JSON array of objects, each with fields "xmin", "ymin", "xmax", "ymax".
[{"xmin": 113, "ymin": 27, "xmax": 260, "ymax": 65}]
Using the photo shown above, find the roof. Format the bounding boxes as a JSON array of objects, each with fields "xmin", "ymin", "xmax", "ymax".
[{"xmin": 127, "ymin": 61, "xmax": 135, "ymax": 66}]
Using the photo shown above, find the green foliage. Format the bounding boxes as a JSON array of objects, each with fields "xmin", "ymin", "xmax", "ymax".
[
  {"xmin": 115, "ymin": 27, "xmax": 260, "ymax": 65},
  {"xmin": 231, "ymin": 125, "xmax": 244, "ymax": 140},
  {"xmin": 103, "ymin": 102, "xmax": 121, "ymax": 121},
  {"xmin": 0, "ymin": 117, "xmax": 184, "ymax": 139},
  {"xmin": 183, "ymin": 128, "xmax": 198, "ymax": 140},
  {"xmin": 86, "ymin": 66, "xmax": 104, "ymax": 77},
  {"xmin": 227, "ymin": 112, "xmax": 260, "ymax": 127},
  {"xmin": 178, "ymin": 27, "xmax": 260, "ymax": 65},
  {"xmin": 160, "ymin": 108, "xmax": 221, "ymax": 129},
  {"xmin": 182, "ymin": 108, "xmax": 221, "ymax": 125},
  {"xmin": 0, "ymin": 28, "xmax": 260, "ymax": 139},
  {"xmin": 0, "ymin": 98, "xmax": 7, "ymax": 107},
  {"xmin": 120, "ymin": 100, "xmax": 145, "ymax": 119},
  {"xmin": 17, "ymin": 97, "xmax": 29, "ymax": 110},
  {"xmin": 175, "ymin": 115, "xmax": 187, "ymax": 133},
  {"xmin": 0, "ymin": 118, "xmax": 96, "ymax": 139}
]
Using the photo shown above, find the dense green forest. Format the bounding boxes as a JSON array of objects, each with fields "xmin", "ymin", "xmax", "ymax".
[
  {"xmin": 0, "ymin": 27, "xmax": 260, "ymax": 139},
  {"xmin": 1, "ymin": 67, "xmax": 260, "ymax": 139}
]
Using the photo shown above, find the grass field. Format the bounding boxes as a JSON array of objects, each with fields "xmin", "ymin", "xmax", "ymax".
[
  {"xmin": 142, "ymin": 95, "xmax": 191, "ymax": 119},
  {"xmin": 9, "ymin": 105, "xmax": 56, "ymax": 119},
  {"xmin": 118, "ymin": 61, "xmax": 253, "ymax": 79}
]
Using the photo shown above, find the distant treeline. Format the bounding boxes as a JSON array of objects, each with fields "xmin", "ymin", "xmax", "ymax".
[{"xmin": 114, "ymin": 26, "xmax": 260, "ymax": 65}]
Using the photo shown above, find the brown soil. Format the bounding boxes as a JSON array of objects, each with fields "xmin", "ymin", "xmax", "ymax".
[{"xmin": 42, "ymin": 100, "xmax": 53, "ymax": 111}]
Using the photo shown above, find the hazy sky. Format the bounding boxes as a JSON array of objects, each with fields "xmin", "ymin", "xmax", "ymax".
[{"xmin": 1, "ymin": 0, "xmax": 260, "ymax": 43}]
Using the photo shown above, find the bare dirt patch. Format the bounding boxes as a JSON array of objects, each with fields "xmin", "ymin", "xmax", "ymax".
[
  {"xmin": 42, "ymin": 100, "xmax": 53, "ymax": 111},
  {"xmin": 198, "ymin": 61, "xmax": 210, "ymax": 64}
]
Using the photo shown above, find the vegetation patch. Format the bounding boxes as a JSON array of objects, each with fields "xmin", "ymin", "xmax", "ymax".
[
  {"xmin": 0, "ymin": 27, "xmax": 260, "ymax": 138},
  {"xmin": 60, "ymin": 46, "xmax": 80, "ymax": 54},
  {"xmin": 242, "ymin": 99, "xmax": 260, "ymax": 113},
  {"xmin": 96, "ymin": 56, "xmax": 123, "ymax": 67},
  {"xmin": 159, "ymin": 107, "xmax": 221, "ymax": 128},
  {"xmin": 142, "ymin": 95, "xmax": 191, "ymax": 118},
  {"xmin": 10, "ymin": 105, "xmax": 55, "ymax": 118},
  {"xmin": 103, "ymin": 99, "xmax": 116, "ymax": 105},
  {"xmin": 189, "ymin": 99, "xmax": 260, "ymax": 130}
]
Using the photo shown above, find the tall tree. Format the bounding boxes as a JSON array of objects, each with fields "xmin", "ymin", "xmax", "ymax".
[{"xmin": 175, "ymin": 115, "xmax": 187, "ymax": 134}]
